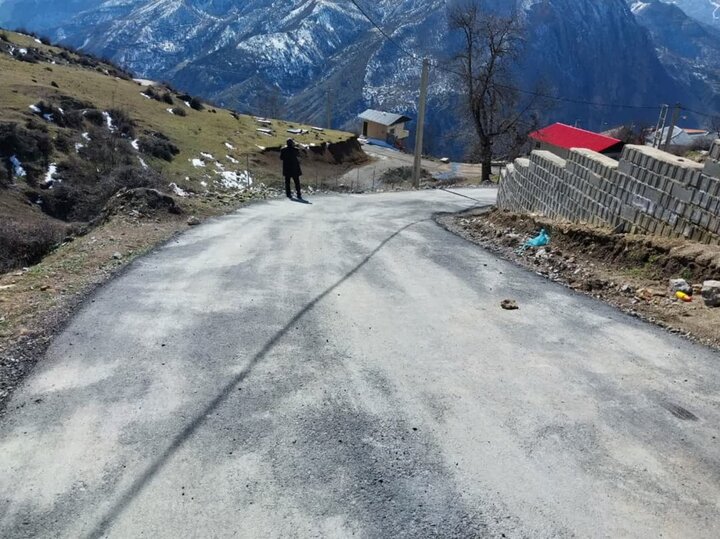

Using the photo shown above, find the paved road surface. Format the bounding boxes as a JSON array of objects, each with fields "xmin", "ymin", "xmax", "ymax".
[
  {"xmin": 337, "ymin": 146, "xmax": 483, "ymax": 190},
  {"xmin": 2, "ymin": 189, "xmax": 720, "ymax": 538}
]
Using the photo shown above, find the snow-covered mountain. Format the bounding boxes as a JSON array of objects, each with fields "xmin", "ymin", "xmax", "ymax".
[
  {"xmin": 661, "ymin": 0, "xmax": 720, "ymax": 28},
  {"xmin": 632, "ymin": 0, "xmax": 720, "ymax": 114},
  {"xmin": 1, "ymin": 0, "xmax": 718, "ymax": 157}
]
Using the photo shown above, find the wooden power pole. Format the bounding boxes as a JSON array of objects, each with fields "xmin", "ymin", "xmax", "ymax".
[{"xmin": 412, "ymin": 58, "xmax": 430, "ymax": 189}]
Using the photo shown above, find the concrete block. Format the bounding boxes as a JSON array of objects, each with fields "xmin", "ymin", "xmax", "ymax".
[
  {"xmin": 670, "ymin": 182, "xmax": 694, "ymax": 203},
  {"xmin": 704, "ymin": 159, "xmax": 720, "ymax": 180},
  {"xmin": 710, "ymin": 140, "xmax": 720, "ymax": 161}
]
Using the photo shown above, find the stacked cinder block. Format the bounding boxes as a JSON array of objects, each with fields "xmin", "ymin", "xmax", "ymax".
[
  {"xmin": 615, "ymin": 145, "xmax": 718, "ymax": 241},
  {"xmin": 497, "ymin": 140, "xmax": 720, "ymax": 245}
]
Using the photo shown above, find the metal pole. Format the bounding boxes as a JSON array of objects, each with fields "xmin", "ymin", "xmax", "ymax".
[
  {"xmin": 412, "ymin": 58, "xmax": 430, "ymax": 189},
  {"xmin": 662, "ymin": 103, "xmax": 681, "ymax": 151},
  {"xmin": 653, "ymin": 104, "xmax": 669, "ymax": 148}
]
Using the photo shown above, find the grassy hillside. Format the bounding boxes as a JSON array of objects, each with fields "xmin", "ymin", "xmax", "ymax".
[{"xmin": 0, "ymin": 28, "xmax": 361, "ymax": 271}]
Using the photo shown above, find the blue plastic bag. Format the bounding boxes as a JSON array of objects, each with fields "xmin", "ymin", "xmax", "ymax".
[{"xmin": 525, "ymin": 228, "xmax": 550, "ymax": 248}]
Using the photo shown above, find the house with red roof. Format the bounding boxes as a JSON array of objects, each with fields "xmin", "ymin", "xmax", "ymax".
[{"xmin": 529, "ymin": 123, "xmax": 624, "ymax": 159}]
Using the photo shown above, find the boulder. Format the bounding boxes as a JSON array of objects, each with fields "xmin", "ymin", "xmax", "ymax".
[
  {"xmin": 669, "ymin": 278, "xmax": 692, "ymax": 296},
  {"xmin": 701, "ymin": 280, "xmax": 720, "ymax": 307}
]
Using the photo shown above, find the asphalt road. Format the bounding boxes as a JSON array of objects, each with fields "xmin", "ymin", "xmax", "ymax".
[
  {"xmin": 2, "ymin": 189, "xmax": 720, "ymax": 538},
  {"xmin": 337, "ymin": 145, "xmax": 483, "ymax": 190}
]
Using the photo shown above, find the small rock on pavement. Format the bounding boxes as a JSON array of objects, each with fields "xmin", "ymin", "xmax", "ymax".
[
  {"xmin": 501, "ymin": 299, "xmax": 519, "ymax": 310},
  {"xmin": 669, "ymin": 278, "xmax": 692, "ymax": 296},
  {"xmin": 187, "ymin": 216, "xmax": 201, "ymax": 226},
  {"xmin": 701, "ymin": 280, "xmax": 720, "ymax": 307},
  {"xmin": 112, "ymin": 252, "xmax": 123, "ymax": 260}
]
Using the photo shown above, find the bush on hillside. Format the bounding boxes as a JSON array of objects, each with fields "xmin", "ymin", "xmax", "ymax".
[
  {"xmin": 0, "ymin": 122, "xmax": 52, "ymax": 176},
  {"xmin": 189, "ymin": 97, "xmax": 204, "ymax": 111},
  {"xmin": 161, "ymin": 92, "xmax": 174, "ymax": 105},
  {"xmin": 0, "ymin": 217, "xmax": 67, "ymax": 273},
  {"xmin": 171, "ymin": 107, "xmax": 187, "ymax": 117},
  {"xmin": 0, "ymin": 163, "xmax": 10, "ymax": 186},
  {"xmin": 83, "ymin": 109, "xmax": 105, "ymax": 126},
  {"xmin": 138, "ymin": 134, "xmax": 180, "ymax": 161},
  {"xmin": 108, "ymin": 108, "xmax": 135, "ymax": 138}
]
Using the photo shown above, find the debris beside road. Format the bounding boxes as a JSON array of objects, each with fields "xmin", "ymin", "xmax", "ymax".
[
  {"xmin": 501, "ymin": 299, "xmax": 519, "ymax": 310},
  {"xmin": 440, "ymin": 208, "xmax": 720, "ymax": 349}
]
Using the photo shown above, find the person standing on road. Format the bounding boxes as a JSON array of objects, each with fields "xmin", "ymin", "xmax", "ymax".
[{"xmin": 280, "ymin": 138, "xmax": 303, "ymax": 200}]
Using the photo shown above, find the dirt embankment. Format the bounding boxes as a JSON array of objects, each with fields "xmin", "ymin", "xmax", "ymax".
[{"xmin": 440, "ymin": 208, "xmax": 720, "ymax": 349}]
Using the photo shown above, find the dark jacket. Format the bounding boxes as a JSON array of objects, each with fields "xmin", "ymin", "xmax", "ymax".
[{"xmin": 280, "ymin": 146, "xmax": 302, "ymax": 178}]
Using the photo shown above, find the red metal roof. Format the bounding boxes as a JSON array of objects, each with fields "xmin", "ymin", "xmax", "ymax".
[{"xmin": 529, "ymin": 123, "xmax": 622, "ymax": 153}]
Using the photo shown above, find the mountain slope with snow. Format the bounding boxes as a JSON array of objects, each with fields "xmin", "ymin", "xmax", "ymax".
[{"xmin": 1, "ymin": 0, "xmax": 718, "ymax": 156}]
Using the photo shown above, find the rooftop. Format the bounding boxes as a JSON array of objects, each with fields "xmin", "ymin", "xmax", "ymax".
[
  {"xmin": 358, "ymin": 109, "xmax": 411, "ymax": 127},
  {"xmin": 530, "ymin": 123, "xmax": 623, "ymax": 153}
]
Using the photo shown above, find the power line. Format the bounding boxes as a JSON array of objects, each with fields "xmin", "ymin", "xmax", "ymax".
[
  {"xmin": 679, "ymin": 105, "xmax": 720, "ymax": 120},
  {"xmin": 347, "ymin": 0, "xmax": 419, "ymax": 61},
  {"xmin": 347, "ymin": 0, "xmax": 665, "ymax": 112}
]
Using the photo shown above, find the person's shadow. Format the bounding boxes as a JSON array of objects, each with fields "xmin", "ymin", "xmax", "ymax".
[{"xmin": 291, "ymin": 197, "xmax": 312, "ymax": 204}]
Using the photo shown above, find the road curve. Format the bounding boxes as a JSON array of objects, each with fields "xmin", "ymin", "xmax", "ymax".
[{"xmin": 1, "ymin": 189, "xmax": 719, "ymax": 538}]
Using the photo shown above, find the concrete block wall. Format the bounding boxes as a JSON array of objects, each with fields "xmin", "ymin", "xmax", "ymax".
[{"xmin": 498, "ymin": 140, "xmax": 720, "ymax": 244}]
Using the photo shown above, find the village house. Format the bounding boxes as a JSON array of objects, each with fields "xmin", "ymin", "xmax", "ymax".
[
  {"xmin": 529, "ymin": 123, "xmax": 625, "ymax": 159},
  {"xmin": 358, "ymin": 109, "xmax": 411, "ymax": 150}
]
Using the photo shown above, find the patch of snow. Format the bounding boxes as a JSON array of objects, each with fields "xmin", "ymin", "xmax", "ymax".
[
  {"xmin": 43, "ymin": 163, "xmax": 60, "ymax": 188},
  {"xmin": 102, "ymin": 111, "xmax": 116, "ymax": 132},
  {"xmin": 191, "ymin": 158, "xmax": 206, "ymax": 168},
  {"xmin": 82, "ymin": 132, "xmax": 91, "ymax": 141},
  {"xmin": 166, "ymin": 108, "xmax": 175, "ymax": 115},
  {"xmin": 133, "ymin": 78, "xmax": 158, "ymax": 86},
  {"xmin": 57, "ymin": 107, "xmax": 64, "ymax": 114},
  {"xmin": 200, "ymin": 152, "xmax": 214, "ymax": 160},
  {"xmin": 131, "ymin": 139, "xmax": 139, "ymax": 151},
  {"xmin": 75, "ymin": 142, "xmax": 85, "ymax": 153},
  {"xmin": 217, "ymin": 170, "xmax": 253, "ymax": 189},
  {"xmin": 138, "ymin": 157, "xmax": 148, "ymax": 169},
  {"xmin": 200, "ymin": 180, "xmax": 208, "ymax": 187},
  {"xmin": 140, "ymin": 92, "xmax": 152, "ymax": 99},
  {"xmin": 169, "ymin": 182, "xmax": 187, "ymax": 197},
  {"xmin": 225, "ymin": 142, "xmax": 235, "ymax": 150},
  {"xmin": 184, "ymin": 101, "xmax": 191, "ymax": 108},
  {"xmin": 34, "ymin": 38, "xmax": 42, "ymax": 44},
  {"xmin": 42, "ymin": 113, "xmax": 54, "ymax": 122},
  {"xmin": 29, "ymin": 104, "xmax": 41, "ymax": 113},
  {"xmin": 256, "ymin": 145, "xmax": 266, "ymax": 151},
  {"xmin": 18, "ymin": 48, "xmax": 27, "ymax": 55},
  {"xmin": 226, "ymin": 155, "xmax": 239, "ymax": 164},
  {"xmin": 10, "ymin": 155, "xmax": 26, "ymax": 177}
]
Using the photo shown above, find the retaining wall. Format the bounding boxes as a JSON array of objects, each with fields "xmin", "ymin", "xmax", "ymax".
[{"xmin": 498, "ymin": 140, "xmax": 720, "ymax": 244}]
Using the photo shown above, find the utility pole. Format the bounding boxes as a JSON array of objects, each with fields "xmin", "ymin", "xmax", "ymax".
[
  {"xmin": 653, "ymin": 104, "xmax": 669, "ymax": 148},
  {"xmin": 662, "ymin": 103, "xmax": 681, "ymax": 151},
  {"xmin": 412, "ymin": 58, "xmax": 430, "ymax": 189}
]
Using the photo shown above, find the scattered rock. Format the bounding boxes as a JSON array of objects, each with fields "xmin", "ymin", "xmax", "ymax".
[
  {"xmin": 619, "ymin": 284, "xmax": 634, "ymax": 295},
  {"xmin": 112, "ymin": 252, "xmax": 123, "ymax": 260},
  {"xmin": 500, "ymin": 299, "xmax": 519, "ymax": 310},
  {"xmin": 669, "ymin": 278, "xmax": 692, "ymax": 296},
  {"xmin": 635, "ymin": 288, "xmax": 655, "ymax": 302},
  {"xmin": 39, "ymin": 285, "xmax": 50, "ymax": 292},
  {"xmin": 187, "ymin": 216, "xmax": 201, "ymax": 226},
  {"xmin": 701, "ymin": 280, "xmax": 720, "ymax": 308}
]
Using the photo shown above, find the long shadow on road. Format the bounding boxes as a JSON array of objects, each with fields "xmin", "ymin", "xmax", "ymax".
[{"xmin": 86, "ymin": 218, "xmax": 429, "ymax": 538}]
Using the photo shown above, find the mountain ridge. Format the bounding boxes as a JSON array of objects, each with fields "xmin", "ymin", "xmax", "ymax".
[{"xmin": 2, "ymin": 0, "xmax": 719, "ymax": 157}]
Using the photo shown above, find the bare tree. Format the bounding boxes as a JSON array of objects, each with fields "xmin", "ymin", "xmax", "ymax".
[{"xmin": 449, "ymin": 0, "xmax": 537, "ymax": 182}]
